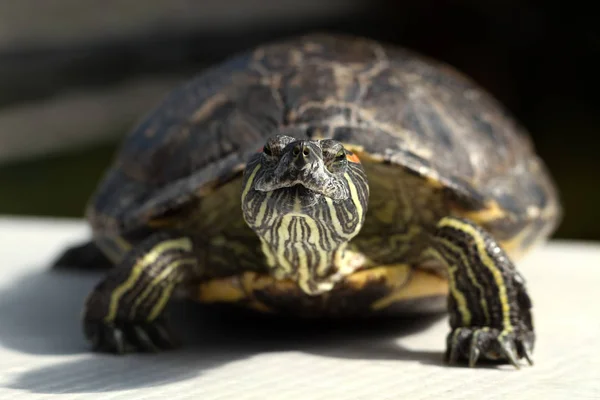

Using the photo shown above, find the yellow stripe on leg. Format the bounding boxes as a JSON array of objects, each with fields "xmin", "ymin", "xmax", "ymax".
[
  {"xmin": 128, "ymin": 257, "xmax": 197, "ymax": 320},
  {"xmin": 431, "ymin": 237, "xmax": 491, "ymax": 325},
  {"xmin": 437, "ymin": 217, "xmax": 512, "ymax": 332},
  {"xmin": 423, "ymin": 247, "xmax": 471, "ymax": 325},
  {"xmin": 104, "ymin": 238, "xmax": 193, "ymax": 323},
  {"xmin": 148, "ymin": 283, "xmax": 177, "ymax": 321},
  {"xmin": 96, "ymin": 235, "xmax": 133, "ymax": 264}
]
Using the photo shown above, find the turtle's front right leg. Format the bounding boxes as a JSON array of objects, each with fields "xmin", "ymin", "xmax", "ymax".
[{"xmin": 83, "ymin": 232, "xmax": 198, "ymax": 354}]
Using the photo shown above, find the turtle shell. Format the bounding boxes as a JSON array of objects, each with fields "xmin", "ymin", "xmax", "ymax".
[{"xmin": 86, "ymin": 33, "xmax": 561, "ymax": 259}]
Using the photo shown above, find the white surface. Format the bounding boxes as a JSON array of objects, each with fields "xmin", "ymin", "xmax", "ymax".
[{"xmin": 0, "ymin": 216, "xmax": 599, "ymax": 399}]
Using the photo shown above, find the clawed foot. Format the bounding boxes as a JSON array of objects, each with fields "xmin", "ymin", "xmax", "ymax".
[
  {"xmin": 445, "ymin": 327, "xmax": 534, "ymax": 369},
  {"xmin": 84, "ymin": 318, "xmax": 181, "ymax": 354}
]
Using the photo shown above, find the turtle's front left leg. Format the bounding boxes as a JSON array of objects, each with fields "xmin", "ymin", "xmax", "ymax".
[
  {"xmin": 83, "ymin": 232, "xmax": 199, "ymax": 354},
  {"xmin": 429, "ymin": 216, "xmax": 535, "ymax": 369}
]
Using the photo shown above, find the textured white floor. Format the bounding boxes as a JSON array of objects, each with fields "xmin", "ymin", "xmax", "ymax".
[{"xmin": 0, "ymin": 216, "xmax": 598, "ymax": 399}]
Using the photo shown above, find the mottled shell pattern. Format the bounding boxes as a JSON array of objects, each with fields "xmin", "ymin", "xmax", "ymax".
[{"xmin": 86, "ymin": 33, "xmax": 561, "ymax": 260}]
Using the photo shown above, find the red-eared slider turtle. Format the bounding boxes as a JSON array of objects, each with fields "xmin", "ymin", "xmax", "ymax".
[{"xmin": 54, "ymin": 33, "xmax": 561, "ymax": 368}]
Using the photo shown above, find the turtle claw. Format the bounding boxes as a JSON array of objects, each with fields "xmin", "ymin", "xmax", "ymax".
[
  {"xmin": 498, "ymin": 335, "xmax": 521, "ymax": 369},
  {"xmin": 84, "ymin": 318, "xmax": 180, "ymax": 354},
  {"xmin": 446, "ymin": 344, "xmax": 459, "ymax": 366},
  {"xmin": 150, "ymin": 322, "xmax": 180, "ymax": 349},
  {"xmin": 468, "ymin": 333, "xmax": 481, "ymax": 368},
  {"xmin": 84, "ymin": 321, "xmax": 127, "ymax": 354},
  {"xmin": 444, "ymin": 328, "xmax": 469, "ymax": 365},
  {"xmin": 445, "ymin": 327, "xmax": 533, "ymax": 369},
  {"xmin": 131, "ymin": 325, "xmax": 159, "ymax": 353},
  {"xmin": 521, "ymin": 344, "xmax": 534, "ymax": 366}
]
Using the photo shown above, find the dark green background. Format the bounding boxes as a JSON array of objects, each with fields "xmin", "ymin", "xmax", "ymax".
[{"xmin": 1, "ymin": 1, "xmax": 598, "ymax": 241}]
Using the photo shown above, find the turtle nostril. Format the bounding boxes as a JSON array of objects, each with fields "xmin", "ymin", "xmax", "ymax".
[{"xmin": 292, "ymin": 143, "xmax": 312, "ymax": 159}]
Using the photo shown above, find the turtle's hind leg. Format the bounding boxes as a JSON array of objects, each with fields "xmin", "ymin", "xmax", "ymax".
[
  {"xmin": 429, "ymin": 216, "xmax": 534, "ymax": 369},
  {"xmin": 83, "ymin": 232, "xmax": 199, "ymax": 354},
  {"xmin": 52, "ymin": 241, "xmax": 113, "ymax": 270}
]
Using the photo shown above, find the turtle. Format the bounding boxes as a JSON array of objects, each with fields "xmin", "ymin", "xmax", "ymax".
[{"xmin": 53, "ymin": 32, "xmax": 562, "ymax": 368}]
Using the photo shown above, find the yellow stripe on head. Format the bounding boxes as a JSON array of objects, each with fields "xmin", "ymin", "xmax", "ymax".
[{"xmin": 241, "ymin": 164, "xmax": 261, "ymax": 202}]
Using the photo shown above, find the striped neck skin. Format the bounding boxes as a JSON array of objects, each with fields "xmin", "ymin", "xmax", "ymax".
[{"xmin": 241, "ymin": 135, "xmax": 369, "ymax": 295}]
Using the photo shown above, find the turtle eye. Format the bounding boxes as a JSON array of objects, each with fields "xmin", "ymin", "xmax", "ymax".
[
  {"xmin": 326, "ymin": 148, "xmax": 347, "ymax": 173},
  {"xmin": 263, "ymin": 144, "xmax": 273, "ymax": 156}
]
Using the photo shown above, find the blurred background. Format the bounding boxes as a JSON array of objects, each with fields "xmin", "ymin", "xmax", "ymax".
[{"xmin": 0, "ymin": 0, "xmax": 597, "ymax": 240}]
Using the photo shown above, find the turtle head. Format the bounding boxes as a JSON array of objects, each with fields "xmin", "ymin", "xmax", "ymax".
[
  {"xmin": 249, "ymin": 134, "xmax": 357, "ymax": 202},
  {"xmin": 241, "ymin": 134, "xmax": 369, "ymax": 295}
]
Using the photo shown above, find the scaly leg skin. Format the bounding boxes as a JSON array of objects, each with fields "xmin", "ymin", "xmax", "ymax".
[
  {"xmin": 83, "ymin": 233, "xmax": 199, "ymax": 354},
  {"xmin": 52, "ymin": 241, "xmax": 113, "ymax": 270},
  {"xmin": 430, "ymin": 216, "xmax": 534, "ymax": 369}
]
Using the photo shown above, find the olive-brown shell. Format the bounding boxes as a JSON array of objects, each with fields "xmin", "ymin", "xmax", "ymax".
[{"xmin": 86, "ymin": 33, "xmax": 561, "ymax": 248}]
